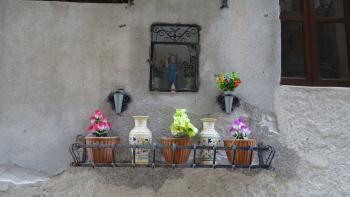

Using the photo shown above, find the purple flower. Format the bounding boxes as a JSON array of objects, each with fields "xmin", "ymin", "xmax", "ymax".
[{"xmin": 228, "ymin": 117, "xmax": 252, "ymax": 139}]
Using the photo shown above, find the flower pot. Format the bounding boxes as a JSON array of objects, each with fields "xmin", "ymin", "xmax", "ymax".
[
  {"xmin": 160, "ymin": 137, "xmax": 192, "ymax": 164},
  {"xmin": 198, "ymin": 118, "xmax": 221, "ymax": 164},
  {"xmin": 224, "ymin": 139, "xmax": 256, "ymax": 165},
  {"xmin": 224, "ymin": 91, "xmax": 234, "ymax": 114},
  {"xmin": 129, "ymin": 116, "xmax": 152, "ymax": 164},
  {"xmin": 85, "ymin": 136, "xmax": 120, "ymax": 164}
]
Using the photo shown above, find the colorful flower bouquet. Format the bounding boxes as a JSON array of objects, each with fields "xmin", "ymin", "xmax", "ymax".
[
  {"xmin": 161, "ymin": 109, "xmax": 198, "ymax": 164},
  {"xmin": 224, "ymin": 117, "xmax": 256, "ymax": 165},
  {"xmin": 215, "ymin": 71, "xmax": 241, "ymax": 92},
  {"xmin": 215, "ymin": 72, "xmax": 241, "ymax": 114},
  {"xmin": 85, "ymin": 109, "xmax": 120, "ymax": 164},
  {"xmin": 87, "ymin": 109, "xmax": 111, "ymax": 137}
]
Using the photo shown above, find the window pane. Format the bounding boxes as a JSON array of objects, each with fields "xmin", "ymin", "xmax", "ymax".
[
  {"xmin": 280, "ymin": 0, "xmax": 302, "ymax": 16},
  {"xmin": 317, "ymin": 23, "xmax": 349, "ymax": 79},
  {"xmin": 282, "ymin": 22, "xmax": 305, "ymax": 78},
  {"xmin": 314, "ymin": 0, "xmax": 344, "ymax": 17},
  {"xmin": 151, "ymin": 44, "xmax": 198, "ymax": 91}
]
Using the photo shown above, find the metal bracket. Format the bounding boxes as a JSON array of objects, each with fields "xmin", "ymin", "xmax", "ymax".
[{"xmin": 70, "ymin": 135, "xmax": 275, "ymax": 170}]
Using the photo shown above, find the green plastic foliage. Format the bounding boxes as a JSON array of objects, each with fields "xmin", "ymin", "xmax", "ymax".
[{"xmin": 170, "ymin": 109, "xmax": 198, "ymax": 138}]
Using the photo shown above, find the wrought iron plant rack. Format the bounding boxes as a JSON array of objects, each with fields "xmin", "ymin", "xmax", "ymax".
[{"xmin": 70, "ymin": 135, "xmax": 275, "ymax": 170}]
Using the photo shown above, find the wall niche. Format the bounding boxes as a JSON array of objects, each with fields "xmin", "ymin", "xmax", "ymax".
[{"xmin": 149, "ymin": 24, "xmax": 201, "ymax": 92}]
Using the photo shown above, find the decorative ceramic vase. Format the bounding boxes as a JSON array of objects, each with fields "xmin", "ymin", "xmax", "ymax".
[
  {"xmin": 129, "ymin": 116, "xmax": 152, "ymax": 164},
  {"xmin": 224, "ymin": 139, "xmax": 256, "ymax": 165},
  {"xmin": 113, "ymin": 90, "xmax": 124, "ymax": 114},
  {"xmin": 160, "ymin": 137, "xmax": 192, "ymax": 164},
  {"xmin": 224, "ymin": 91, "xmax": 234, "ymax": 114},
  {"xmin": 198, "ymin": 118, "xmax": 221, "ymax": 164},
  {"xmin": 85, "ymin": 136, "xmax": 120, "ymax": 164}
]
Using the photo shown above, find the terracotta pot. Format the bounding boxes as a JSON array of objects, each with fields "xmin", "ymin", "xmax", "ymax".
[
  {"xmin": 224, "ymin": 139, "xmax": 256, "ymax": 165},
  {"xmin": 160, "ymin": 137, "xmax": 192, "ymax": 164},
  {"xmin": 85, "ymin": 136, "xmax": 120, "ymax": 164}
]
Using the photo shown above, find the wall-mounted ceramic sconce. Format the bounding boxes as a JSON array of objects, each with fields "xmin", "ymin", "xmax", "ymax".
[
  {"xmin": 217, "ymin": 93, "xmax": 240, "ymax": 114},
  {"xmin": 107, "ymin": 89, "xmax": 132, "ymax": 114},
  {"xmin": 114, "ymin": 90, "xmax": 124, "ymax": 114}
]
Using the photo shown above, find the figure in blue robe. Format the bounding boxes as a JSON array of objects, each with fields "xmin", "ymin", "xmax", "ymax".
[{"xmin": 167, "ymin": 55, "xmax": 178, "ymax": 90}]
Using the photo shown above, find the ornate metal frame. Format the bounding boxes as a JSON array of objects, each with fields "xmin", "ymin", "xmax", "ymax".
[{"xmin": 149, "ymin": 23, "xmax": 201, "ymax": 92}]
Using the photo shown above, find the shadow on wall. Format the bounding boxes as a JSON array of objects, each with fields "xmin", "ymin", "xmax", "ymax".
[{"xmin": 96, "ymin": 168, "xmax": 184, "ymax": 192}]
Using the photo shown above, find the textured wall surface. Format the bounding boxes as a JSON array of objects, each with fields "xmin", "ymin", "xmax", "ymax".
[
  {"xmin": 1, "ymin": 0, "xmax": 350, "ymax": 196},
  {"xmin": 0, "ymin": 0, "xmax": 280, "ymax": 175},
  {"xmin": 2, "ymin": 86, "xmax": 350, "ymax": 197}
]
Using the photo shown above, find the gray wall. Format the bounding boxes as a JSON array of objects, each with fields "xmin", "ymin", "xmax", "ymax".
[
  {"xmin": 0, "ymin": 0, "xmax": 280, "ymax": 174},
  {"xmin": 1, "ymin": 0, "xmax": 350, "ymax": 196},
  {"xmin": 3, "ymin": 86, "xmax": 350, "ymax": 196}
]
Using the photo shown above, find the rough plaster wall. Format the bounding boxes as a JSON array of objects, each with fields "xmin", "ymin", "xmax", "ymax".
[
  {"xmin": 1, "ymin": 1, "xmax": 350, "ymax": 196},
  {"xmin": 0, "ymin": 0, "xmax": 280, "ymax": 175},
  {"xmin": 0, "ymin": 86, "xmax": 350, "ymax": 197},
  {"xmin": 274, "ymin": 86, "xmax": 350, "ymax": 196},
  {"xmin": 2, "ymin": 86, "xmax": 350, "ymax": 197}
]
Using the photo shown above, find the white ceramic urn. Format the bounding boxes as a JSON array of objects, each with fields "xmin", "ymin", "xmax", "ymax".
[
  {"xmin": 198, "ymin": 118, "xmax": 221, "ymax": 164},
  {"xmin": 129, "ymin": 116, "xmax": 152, "ymax": 164}
]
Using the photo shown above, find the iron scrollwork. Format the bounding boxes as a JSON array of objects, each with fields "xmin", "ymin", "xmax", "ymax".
[{"xmin": 151, "ymin": 25, "xmax": 199, "ymax": 43}]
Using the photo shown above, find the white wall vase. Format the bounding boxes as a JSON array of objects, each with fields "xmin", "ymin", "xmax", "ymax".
[
  {"xmin": 224, "ymin": 91, "xmax": 234, "ymax": 114},
  {"xmin": 198, "ymin": 118, "xmax": 221, "ymax": 165},
  {"xmin": 129, "ymin": 116, "xmax": 152, "ymax": 164}
]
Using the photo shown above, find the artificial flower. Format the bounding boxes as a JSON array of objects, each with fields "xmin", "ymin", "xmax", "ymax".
[
  {"xmin": 87, "ymin": 109, "xmax": 111, "ymax": 137},
  {"xmin": 228, "ymin": 117, "xmax": 251, "ymax": 139},
  {"xmin": 215, "ymin": 71, "xmax": 241, "ymax": 92},
  {"xmin": 170, "ymin": 109, "xmax": 198, "ymax": 138}
]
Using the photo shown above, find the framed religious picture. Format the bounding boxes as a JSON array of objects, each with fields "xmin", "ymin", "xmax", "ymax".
[{"xmin": 149, "ymin": 24, "xmax": 201, "ymax": 92}]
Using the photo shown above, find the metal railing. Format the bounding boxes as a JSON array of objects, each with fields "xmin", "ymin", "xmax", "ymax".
[{"xmin": 70, "ymin": 135, "xmax": 275, "ymax": 170}]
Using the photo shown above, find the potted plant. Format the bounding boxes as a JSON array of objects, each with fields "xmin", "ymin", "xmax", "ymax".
[
  {"xmin": 86, "ymin": 109, "xmax": 120, "ymax": 164},
  {"xmin": 215, "ymin": 71, "xmax": 241, "ymax": 114},
  {"xmin": 224, "ymin": 117, "xmax": 256, "ymax": 165},
  {"xmin": 160, "ymin": 109, "xmax": 198, "ymax": 164}
]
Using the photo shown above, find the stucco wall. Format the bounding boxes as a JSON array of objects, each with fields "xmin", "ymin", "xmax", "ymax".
[
  {"xmin": 274, "ymin": 86, "xmax": 350, "ymax": 196},
  {"xmin": 2, "ymin": 86, "xmax": 350, "ymax": 196},
  {"xmin": 0, "ymin": 0, "xmax": 280, "ymax": 174},
  {"xmin": 2, "ymin": 0, "xmax": 350, "ymax": 196}
]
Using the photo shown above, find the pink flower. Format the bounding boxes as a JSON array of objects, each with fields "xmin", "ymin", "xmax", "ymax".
[
  {"xmin": 95, "ymin": 122, "xmax": 110, "ymax": 132},
  {"xmin": 87, "ymin": 124, "xmax": 96, "ymax": 133},
  {"xmin": 87, "ymin": 110, "xmax": 111, "ymax": 135},
  {"xmin": 90, "ymin": 117, "xmax": 96, "ymax": 124},
  {"xmin": 94, "ymin": 109, "xmax": 103, "ymax": 119},
  {"xmin": 228, "ymin": 117, "xmax": 251, "ymax": 139}
]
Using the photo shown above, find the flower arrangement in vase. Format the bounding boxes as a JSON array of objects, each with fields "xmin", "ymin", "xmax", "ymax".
[
  {"xmin": 223, "ymin": 117, "xmax": 256, "ymax": 165},
  {"xmin": 85, "ymin": 109, "xmax": 120, "ymax": 164},
  {"xmin": 215, "ymin": 71, "xmax": 241, "ymax": 114},
  {"xmin": 160, "ymin": 109, "xmax": 198, "ymax": 164}
]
